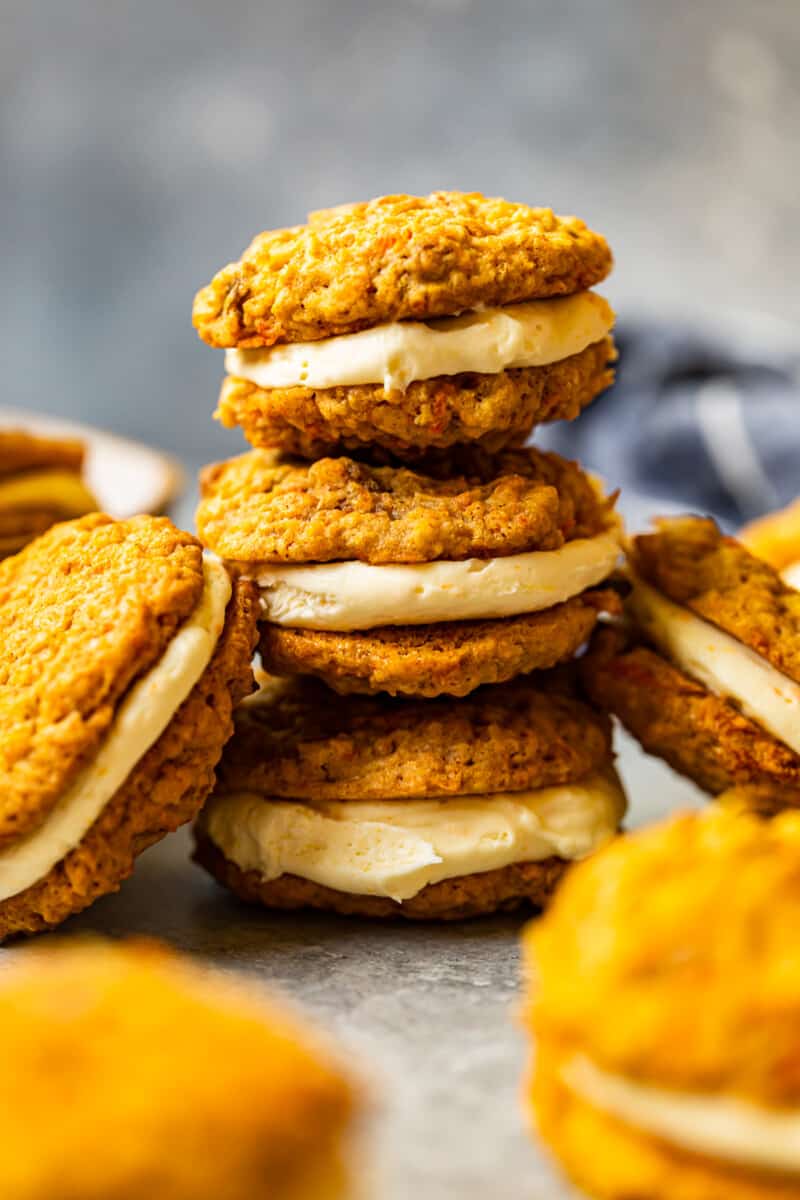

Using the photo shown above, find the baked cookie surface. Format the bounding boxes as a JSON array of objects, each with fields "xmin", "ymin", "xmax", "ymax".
[
  {"xmin": 193, "ymin": 192, "xmax": 612, "ymax": 348},
  {"xmin": 260, "ymin": 587, "xmax": 620, "ymax": 698},
  {"xmin": 0, "ymin": 514, "xmax": 258, "ymax": 939},
  {"xmin": 217, "ymin": 335, "xmax": 616, "ymax": 459},
  {"xmin": 197, "ymin": 446, "xmax": 611, "ymax": 565},
  {"xmin": 217, "ymin": 672, "xmax": 612, "ymax": 801},
  {"xmin": 525, "ymin": 807, "xmax": 800, "ymax": 1198},
  {"xmin": 0, "ymin": 429, "xmax": 85, "ymax": 476},
  {"xmin": 582, "ymin": 627, "xmax": 800, "ymax": 795},
  {"xmin": 0, "ymin": 938, "xmax": 357, "ymax": 1200},
  {"xmin": 634, "ymin": 515, "xmax": 800, "ymax": 686}
]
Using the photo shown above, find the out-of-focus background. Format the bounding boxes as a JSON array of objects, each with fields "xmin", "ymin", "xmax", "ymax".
[{"xmin": 2, "ymin": 0, "xmax": 799, "ymax": 485}]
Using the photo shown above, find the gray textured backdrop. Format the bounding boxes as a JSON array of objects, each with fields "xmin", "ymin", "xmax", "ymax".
[{"xmin": 2, "ymin": 0, "xmax": 799, "ymax": 472}]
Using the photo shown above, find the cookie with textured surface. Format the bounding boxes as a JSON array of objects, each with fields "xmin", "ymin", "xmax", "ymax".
[
  {"xmin": 0, "ymin": 428, "xmax": 97, "ymax": 556},
  {"xmin": 0, "ymin": 513, "xmax": 257, "ymax": 939},
  {"xmin": 582, "ymin": 516, "xmax": 800, "ymax": 801},
  {"xmin": 194, "ymin": 672, "xmax": 625, "ymax": 920},
  {"xmin": 525, "ymin": 806, "xmax": 800, "ymax": 1199}
]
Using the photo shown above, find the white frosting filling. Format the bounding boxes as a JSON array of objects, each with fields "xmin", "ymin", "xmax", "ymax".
[
  {"xmin": 0, "ymin": 469, "xmax": 96, "ymax": 514},
  {"xmin": 200, "ymin": 769, "xmax": 626, "ymax": 902},
  {"xmin": 0, "ymin": 557, "xmax": 232, "ymax": 902},
  {"xmin": 629, "ymin": 575, "xmax": 800, "ymax": 757},
  {"xmin": 225, "ymin": 292, "xmax": 614, "ymax": 393},
  {"xmin": 252, "ymin": 523, "xmax": 622, "ymax": 631},
  {"xmin": 563, "ymin": 1054, "xmax": 800, "ymax": 1176}
]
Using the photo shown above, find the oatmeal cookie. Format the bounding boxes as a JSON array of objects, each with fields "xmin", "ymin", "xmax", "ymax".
[{"xmin": 193, "ymin": 192, "xmax": 612, "ymax": 348}]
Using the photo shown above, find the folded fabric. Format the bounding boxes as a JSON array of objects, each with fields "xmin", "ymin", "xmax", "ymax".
[{"xmin": 540, "ymin": 320, "xmax": 800, "ymax": 529}]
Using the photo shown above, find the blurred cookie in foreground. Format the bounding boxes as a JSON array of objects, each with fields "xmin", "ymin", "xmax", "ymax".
[
  {"xmin": 0, "ymin": 514, "xmax": 257, "ymax": 939},
  {"xmin": 194, "ymin": 672, "xmax": 626, "ymax": 920},
  {"xmin": 194, "ymin": 191, "xmax": 615, "ymax": 457},
  {"xmin": 741, "ymin": 496, "xmax": 800, "ymax": 572},
  {"xmin": 0, "ymin": 939, "xmax": 359, "ymax": 1200},
  {"xmin": 524, "ymin": 806, "xmax": 800, "ymax": 1200},
  {"xmin": 0, "ymin": 429, "xmax": 97, "ymax": 556},
  {"xmin": 583, "ymin": 515, "xmax": 800, "ymax": 797},
  {"xmin": 197, "ymin": 447, "xmax": 622, "ymax": 697}
]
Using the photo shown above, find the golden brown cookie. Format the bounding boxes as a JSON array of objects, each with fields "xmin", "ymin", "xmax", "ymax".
[
  {"xmin": 193, "ymin": 192, "xmax": 612, "ymax": 348},
  {"xmin": 633, "ymin": 515, "xmax": 800, "ymax": 686},
  {"xmin": 260, "ymin": 587, "xmax": 620, "ymax": 698},
  {"xmin": 217, "ymin": 336, "xmax": 616, "ymax": 458},
  {"xmin": 217, "ymin": 672, "xmax": 613, "ymax": 801},
  {"xmin": 524, "ymin": 806, "xmax": 800, "ymax": 1199},
  {"xmin": 0, "ymin": 938, "xmax": 358, "ymax": 1200},
  {"xmin": 197, "ymin": 446, "xmax": 612, "ymax": 566},
  {"xmin": 740, "ymin": 496, "xmax": 800, "ymax": 570},
  {"xmin": 195, "ymin": 833, "xmax": 569, "ymax": 920},
  {"xmin": 581, "ymin": 626, "xmax": 800, "ymax": 795},
  {"xmin": 0, "ymin": 514, "xmax": 258, "ymax": 940},
  {"xmin": 0, "ymin": 429, "xmax": 97, "ymax": 557}
]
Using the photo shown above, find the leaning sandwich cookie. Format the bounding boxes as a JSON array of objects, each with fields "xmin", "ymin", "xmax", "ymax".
[
  {"xmin": 197, "ymin": 446, "xmax": 622, "ymax": 698},
  {"xmin": 0, "ymin": 428, "xmax": 97, "ymax": 556},
  {"xmin": 193, "ymin": 191, "xmax": 616, "ymax": 458},
  {"xmin": 524, "ymin": 806, "xmax": 800, "ymax": 1200},
  {"xmin": 193, "ymin": 672, "xmax": 626, "ymax": 919},
  {"xmin": 582, "ymin": 515, "xmax": 800, "ymax": 798},
  {"xmin": 0, "ymin": 513, "xmax": 257, "ymax": 939},
  {"xmin": 0, "ymin": 938, "xmax": 360, "ymax": 1200}
]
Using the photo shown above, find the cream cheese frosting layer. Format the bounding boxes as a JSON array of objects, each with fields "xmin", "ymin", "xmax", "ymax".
[
  {"xmin": 252, "ymin": 524, "xmax": 622, "ymax": 631},
  {"xmin": 0, "ymin": 557, "xmax": 232, "ymax": 903},
  {"xmin": 563, "ymin": 1054, "xmax": 800, "ymax": 1176},
  {"xmin": 0, "ymin": 469, "xmax": 96, "ymax": 515},
  {"xmin": 225, "ymin": 291, "xmax": 614, "ymax": 394},
  {"xmin": 200, "ymin": 769, "xmax": 626, "ymax": 903},
  {"xmin": 629, "ymin": 575, "xmax": 800, "ymax": 757}
]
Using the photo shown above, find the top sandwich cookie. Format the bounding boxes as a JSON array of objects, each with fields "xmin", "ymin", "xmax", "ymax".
[
  {"xmin": 0, "ymin": 428, "xmax": 97, "ymax": 557},
  {"xmin": 525, "ymin": 806, "xmax": 800, "ymax": 1200},
  {"xmin": 0, "ymin": 513, "xmax": 257, "ymax": 939},
  {"xmin": 1, "ymin": 938, "xmax": 359, "ymax": 1200},
  {"xmin": 197, "ymin": 447, "xmax": 621, "ymax": 697},
  {"xmin": 193, "ymin": 192, "xmax": 613, "ymax": 347},
  {"xmin": 583, "ymin": 515, "xmax": 800, "ymax": 798},
  {"xmin": 194, "ymin": 192, "xmax": 615, "ymax": 457}
]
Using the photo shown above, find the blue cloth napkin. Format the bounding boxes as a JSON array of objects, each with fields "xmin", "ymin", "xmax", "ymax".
[{"xmin": 539, "ymin": 320, "xmax": 800, "ymax": 529}]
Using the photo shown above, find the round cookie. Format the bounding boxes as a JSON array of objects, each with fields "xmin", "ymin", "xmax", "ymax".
[
  {"xmin": 192, "ymin": 192, "xmax": 612, "ymax": 349},
  {"xmin": 260, "ymin": 587, "xmax": 622, "ymax": 698},
  {"xmin": 582, "ymin": 516, "xmax": 800, "ymax": 799},
  {"xmin": 196, "ymin": 446, "xmax": 612, "ymax": 566},
  {"xmin": 0, "ymin": 513, "xmax": 257, "ymax": 939},
  {"xmin": 524, "ymin": 806, "xmax": 800, "ymax": 1199},
  {"xmin": 216, "ymin": 335, "xmax": 616, "ymax": 459},
  {"xmin": 0, "ymin": 428, "xmax": 86, "ymax": 475},
  {"xmin": 194, "ymin": 672, "xmax": 625, "ymax": 920},
  {"xmin": 0, "ymin": 938, "xmax": 358, "ymax": 1200}
]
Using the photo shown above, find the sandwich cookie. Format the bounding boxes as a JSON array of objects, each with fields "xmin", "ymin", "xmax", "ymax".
[
  {"xmin": 197, "ymin": 446, "xmax": 622, "ymax": 697},
  {"xmin": 582, "ymin": 516, "xmax": 800, "ymax": 798},
  {"xmin": 194, "ymin": 191, "xmax": 615, "ymax": 457},
  {"xmin": 0, "ymin": 938, "xmax": 359, "ymax": 1200},
  {"xmin": 0, "ymin": 513, "xmax": 257, "ymax": 939},
  {"xmin": 194, "ymin": 672, "xmax": 626, "ymax": 920},
  {"xmin": 0, "ymin": 429, "xmax": 97, "ymax": 557},
  {"xmin": 525, "ymin": 806, "xmax": 800, "ymax": 1200}
]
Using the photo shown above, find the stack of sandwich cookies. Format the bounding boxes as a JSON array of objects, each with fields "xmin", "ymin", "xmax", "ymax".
[
  {"xmin": 193, "ymin": 191, "xmax": 616, "ymax": 460},
  {"xmin": 524, "ymin": 806, "xmax": 800, "ymax": 1200},
  {"xmin": 194, "ymin": 673, "xmax": 625, "ymax": 919},
  {"xmin": 583, "ymin": 516, "xmax": 800, "ymax": 797},
  {"xmin": 197, "ymin": 445, "xmax": 622, "ymax": 697},
  {"xmin": 192, "ymin": 191, "xmax": 624, "ymax": 916},
  {"xmin": 0, "ymin": 429, "xmax": 97, "ymax": 557},
  {"xmin": 0, "ymin": 514, "xmax": 257, "ymax": 939}
]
